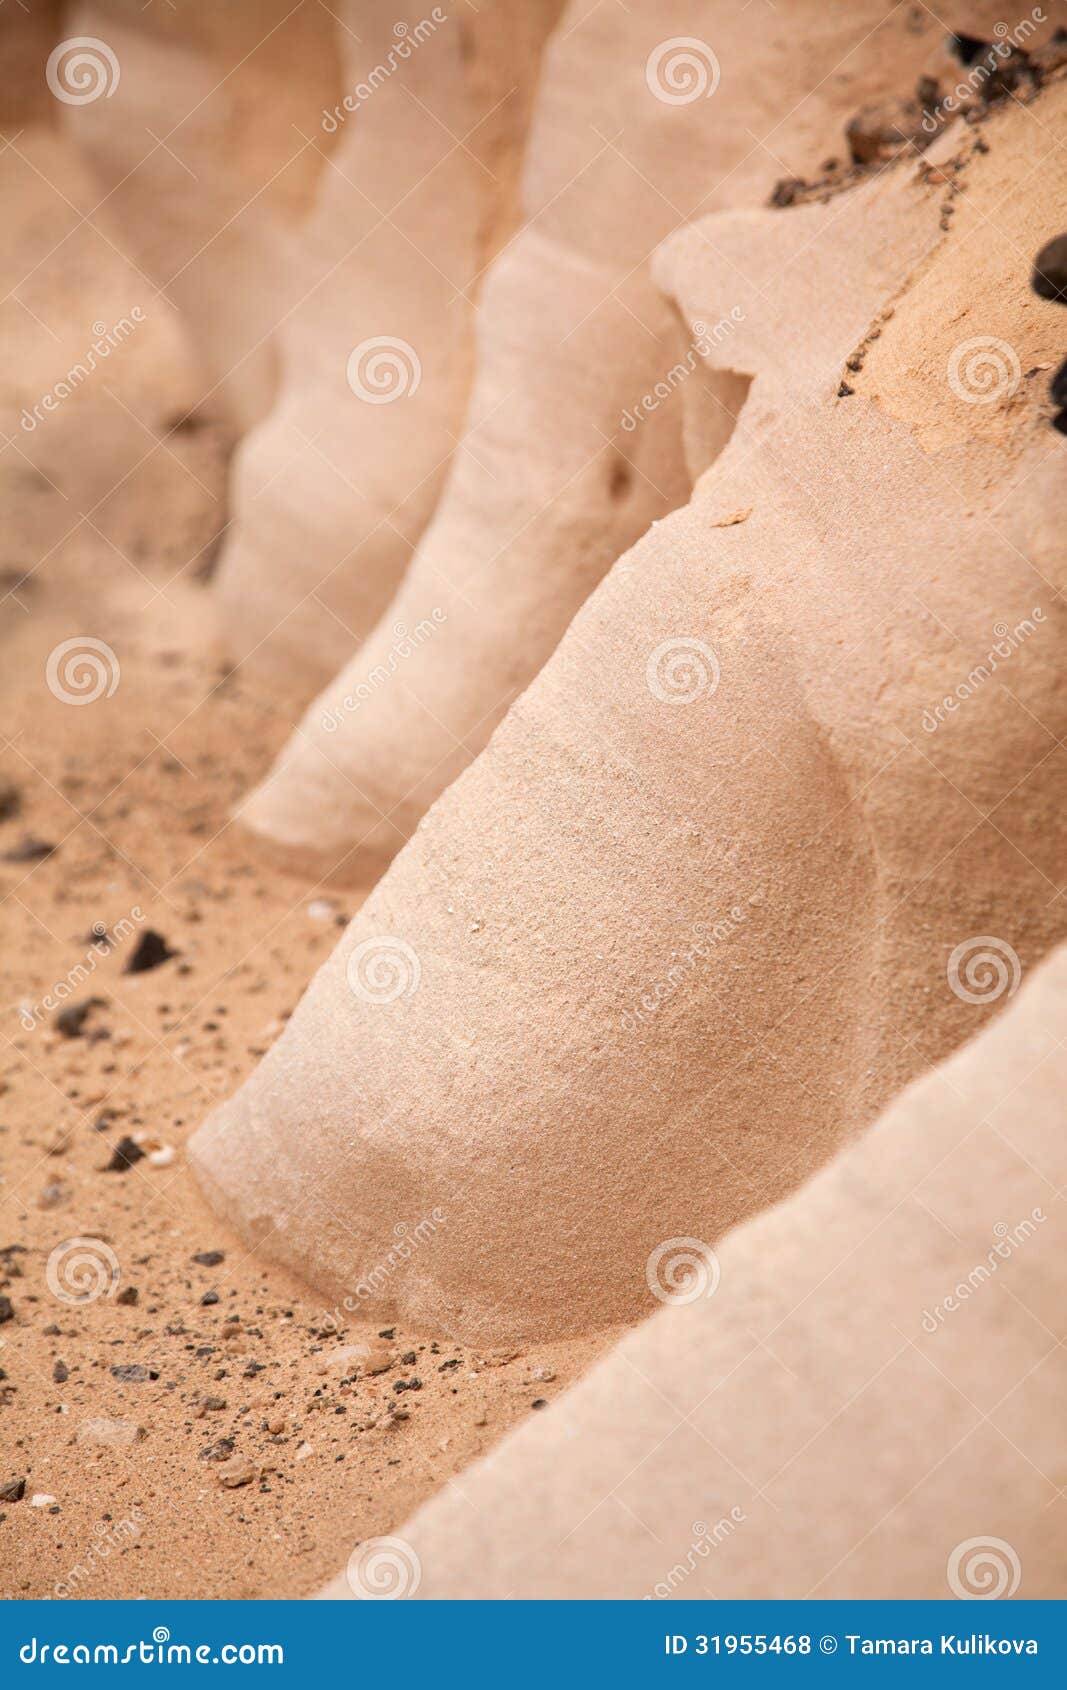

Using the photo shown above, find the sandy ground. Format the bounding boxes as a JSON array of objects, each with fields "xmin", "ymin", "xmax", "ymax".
[{"xmin": 0, "ymin": 129, "xmax": 609, "ymax": 1600}]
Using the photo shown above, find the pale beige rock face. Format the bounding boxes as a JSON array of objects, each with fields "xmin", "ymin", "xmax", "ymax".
[
  {"xmin": 59, "ymin": 0, "xmax": 340, "ymax": 430},
  {"xmin": 212, "ymin": 0, "xmax": 562, "ymax": 690},
  {"xmin": 191, "ymin": 88, "xmax": 1067, "ymax": 1347},
  {"xmin": 237, "ymin": 0, "xmax": 1029, "ymax": 878},
  {"xmin": 323, "ymin": 943, "xmax": 1067, "ymax": 1599}
]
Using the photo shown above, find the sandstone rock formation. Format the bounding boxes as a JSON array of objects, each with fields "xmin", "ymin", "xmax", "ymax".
[
  {"xmin": 59, "ymin": 0, "xmax": 339, "ymax": 431},
  {"xmin": 324, "ymin": 941, "xmax": 1067, "ymax": 1598},
  {"xmin": 211, "ymin": 0, "xmax": 562, "ymax": 691},
  {"xmin": 191, "ymin": 85, "xmax": 1067, "ymax": 1345},
  {"xmin": 234, "ymin": 0, "xmax": 1034, "ymax": 878},
  {"xmin": 53, "ymin": 0, "xmax": 559, "ymax": 689}
]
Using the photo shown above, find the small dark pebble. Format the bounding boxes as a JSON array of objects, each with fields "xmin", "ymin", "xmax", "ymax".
[
  {"xmin": 53, "ymin": 1361, "xmax": 69, "ymax": 1383},
  {"xmin": 1, "ymin": 836, "xmax": 55, "ymax": 863},
  {"xmin": 950, "ymin": 32, "xmax": 991, "ymax": 66},
  {"xmin": 531, "ymin": 1398, "xmax": 548, "ymax": 1410},
  {"xmin": 103, "ymin": 1136, "xmax": 145, "ymax": 1172},
  {"xmin": 1032, "ymin": 234, "xmax": 1067, "ymax": 303},
  {"xmin": 845, "ymin": 97, "xmax": 928, "ymax": 167},
  {"xmin": 124, "ymin": 929, "xmax": 177, "ymax": 975},
  {"xmin": 838, "ymin": 382, "xmax": 854, "ymax": 397},
  {"xmin": 770, "ymin": 177, "xmax": 804, "ymax": 208},
  {"xmin": 0, "ymin": 783, "xmax": 20, "ymax": 822},
  {"xmin": 378, "ymin": 1328, "xmax": 395, "ymax": 1339},
  {"xmin": 0, "ymin": 1296, "xmax": 14, "ymax": 1325},
  {"xmin": 192, "ymin": 1251, "xmax": 225, "ymax": 1267},
  {"xmin": 110, "ymin": 1364, "xmax": 149, "ymax": 1382},
  {"xmin": 948, "ymin": 34, "xmax": 1032, "ymax": 100},
  {"xmin": 55, "ymin": 996, "xmax": 106, "ymax": 1039},
  {"xmin": 116, "ymin": 1286, "xmax": 139, "ymax": 1307},
  {"xmin": 0, "ymin": 1478, "xmax": 26, "ymax": 1503},
  {"xmin": 400, "ymin": 1351, "xmax": 417, "ymax": 1366},
  {"xmin": 915, "ymin": 75, "xmax": 938, "ymax": 110},
  {"xmin": 200, "ymin": 1437, "xmax": 235, "ymax": 1462},
  {"xmin": 200, "ymin": 1292, "xmax": 220, "ymax": 1307}
]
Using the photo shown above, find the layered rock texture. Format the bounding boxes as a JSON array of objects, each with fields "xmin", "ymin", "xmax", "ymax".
[
  {"xmin": 211, "ymin": 0, "xmax": 561, "ymax": 690},
  {"xmin": 236, "ymin": 0, "xmax": 994, "ymax": 876},
  {"xmin": 192, "ymin": 82, "xmax": 1067, "ymax": 1347},
  {"xmin": 60, "ymin": 0, "xmax": 339, "ymax": 430},
  {"xmin": 322, "ymin": 942, "xmax": 1067, "ymax": 1598},
  {"xmin": 58, "ymin": 1, "xmax": 559, "ymax": 687}
]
